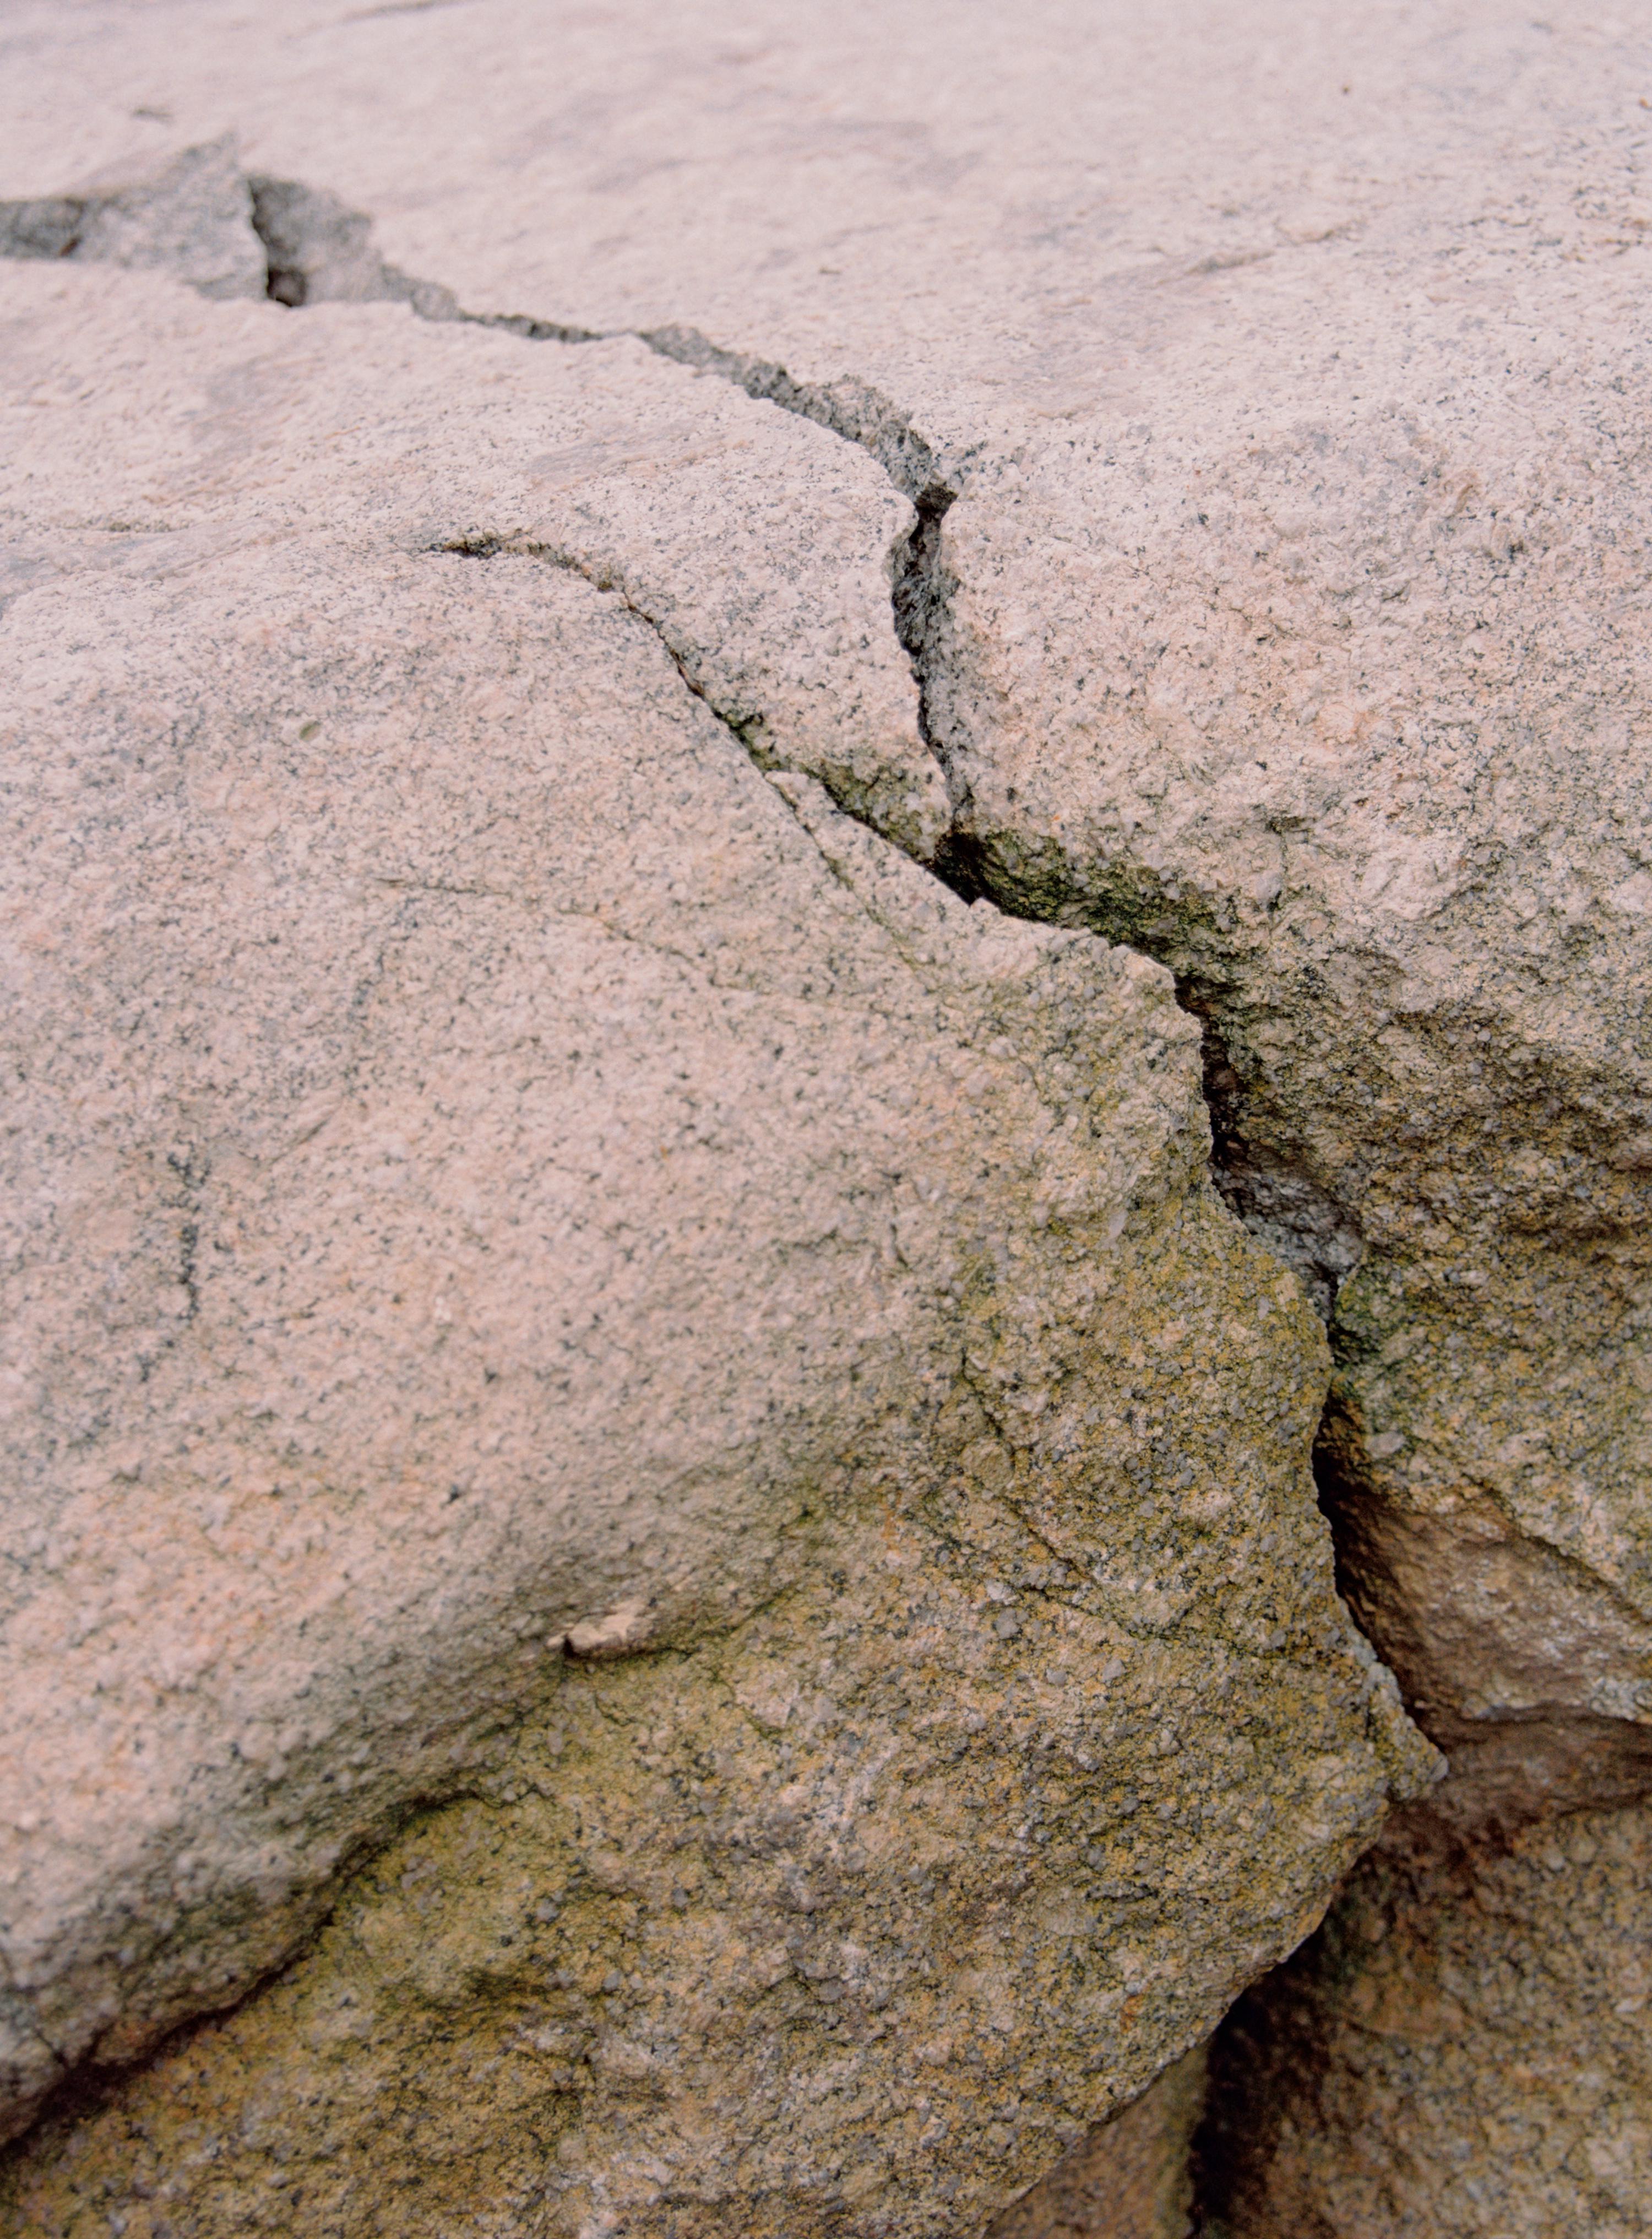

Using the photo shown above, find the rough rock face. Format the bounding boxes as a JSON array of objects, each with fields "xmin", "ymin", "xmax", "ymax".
[
  {"xmin": 1199, "ymin": 1807, "xmax": 1652, "ymax": 2237},
  {"xmin": 7, "ymin": 0, "xmax": 1652, "ymax": 2226},
  {"xmin": 993, "ymin": 2044, "xmax": 1208, "ymax": 2239},
  {"xmin": 4, "ymin": 0, "xmax": 1643, "ymax": 1825},
  {"xmin": 0, "ymin": 255, "xmax": 1427, "ymax": 2233}
]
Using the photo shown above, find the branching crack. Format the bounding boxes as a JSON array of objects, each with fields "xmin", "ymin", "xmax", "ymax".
[
  {"xmin": 434, "ymin": 532, "xmax": 765, "ymax": 758},
  {"xmin": 0, "ymin": 142, "xmax": 1463, "ymax": 2164},
  {"xmin": 0, "ymin": 141, "xmax": 1343, "ymax": 1303},
  {"xmin": 432, "ymin": 533, "xmax": 937, "ymax": 961}
]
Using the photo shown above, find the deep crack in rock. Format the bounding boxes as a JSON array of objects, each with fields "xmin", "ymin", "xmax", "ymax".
[
  {"xmin": 0, "ymin": 137, "xmax": 1406, "ymax": 1574},
  {"xmin": 0, "ymin": 140, "xmax": 1370, "ymax": 1418},
  {"xmin": 1197, "ymin": 1012, "xmax": 1364, "ymax": 1322},
  {"xmin": 0, "ymin": 149, "xmax": 1452, "ymax": 2214}
]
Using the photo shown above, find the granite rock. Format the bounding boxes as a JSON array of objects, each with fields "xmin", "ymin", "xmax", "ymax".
[
  {"xmin": 1199, "ymin": 1806, "xmax": 1652, "ymax": 2237},
  {"xmin": 9, "ymin": 0, "xmax": 1652, "ymax": 2224},
  {"xmin": 0, "ymin": 133, "xmax": 262, "ymax": 299},
  {"xmin": 992, "ymin": 2042, "xmax": 1208, "ymax": 2239},
  {"xmin": 4, "ymin": 0, "xmax": 1645, "ymax": 1823},
  {"xmin": 0, "ymin": 258, "xmax": 1427, "ymax": 2230}
]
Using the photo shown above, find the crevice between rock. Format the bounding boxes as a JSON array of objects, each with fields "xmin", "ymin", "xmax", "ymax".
[
  {"xmin": 2, "ymin": 127, "xmax": 1414, "ymax": 1771},
  {"xmin": 1, "ymin": 143, "xmax": 1447, "ymax": 2204},
  {"xmin": 0, "ymin": 141, "xmax": 1394, "ymax": 1334},
  {"xmin": 1193, "ymin": 1010, "xmax": 1364, "ymax": 1324}
]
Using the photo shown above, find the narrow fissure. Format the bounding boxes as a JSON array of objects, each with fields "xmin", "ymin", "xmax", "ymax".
[
  {"xmin": 3, "ymin": 150, "xmax": 1436, "ymax": 2218},
  {"xmin": 888, "ymin": 486, "xmax": 969, "ymax": 814},
  {"xmin": 0, "ymin": 148, "xmax": 1414, "ymax": 1337},
  {"xmin": 7, "ymin": 144, "xmax": 1401, "ymax": 1611},
  {"xmin": 434, "ymin": 530, "xmax": 763, "ymax": 761},
  {"xmin": 1189, "ymin": 1009, "xmax": 1365, "ymax": 1324},
  {"xmin": 10, "ymin": 133, "xmax": 1385, "ymax": 1509}
]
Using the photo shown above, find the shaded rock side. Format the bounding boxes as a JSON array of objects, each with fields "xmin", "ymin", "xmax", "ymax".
[
  {"xmin": 0, "ymin": 261, "xmax": 1430, "ymax": 2230},
  {"xmin": 1197, "ymin": 1804, "xmax": 1652, "ymax": 2238},
  {"xmin": 992, "ymin": 2041, "xmax": 1208, "ymax": 2239},
  {"xmin": 2, "ymin": 1558, "xmax": 1378, "ymax": 2239}
]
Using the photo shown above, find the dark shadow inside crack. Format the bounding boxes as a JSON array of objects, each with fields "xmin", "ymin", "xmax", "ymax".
[
  {"xmin": 0, "ymin": 134, "xmax": 1383, "ymax": 1342},
  {"xmin": 246, "ymin": 173, "xmax": 462, "ymax": 317},
  {"xmin": 2, "ymin": 145, "xmax": 1454, "ymax": 2206},
  {"xmin": 1193, "ymin": 1008, "xmax": 1363, "ymax": 1322},
  {"xmin": 890, "ymin": 481, "xmax": 968, "ymax": 809}
]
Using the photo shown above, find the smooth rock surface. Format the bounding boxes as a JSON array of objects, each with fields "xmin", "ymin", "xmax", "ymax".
[{"xmin": 0, "ymin": 256, "xmax": 1427, "ymax": 2231}]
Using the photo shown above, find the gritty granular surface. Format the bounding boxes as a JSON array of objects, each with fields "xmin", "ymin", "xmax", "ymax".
[
  {"xmin": 6, "ymin": 1452, "xmax": 1405, "ymax": 2237},
  {"xmin": 0, "ymin": 256, "xmax": 1428, "ymax": 2233},
  {"xmin": 1200, "ymin": 1804, "xmax": 1652, "ymax": 2237},
  {"xmin": 993, "ymin": 2042, "xmax": 1208, "ymax": 2239},
  {"xmin": 17, "ymin": 0, "xmax": 1652, "ymax": 2227}
]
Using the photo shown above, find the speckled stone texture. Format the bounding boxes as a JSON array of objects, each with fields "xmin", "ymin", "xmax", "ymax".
[
  {"xmin": 1198, "ymin": 1807, "xmax": 1652, "ymax": 2237},
  {"xmin": 0, "ymin": 253, "xmax": 1427, "ymax": 2235},
  {"xmin": 6, "ymin": 0, "xmax": 1652, "ymax": 2227},
  {"xmin": 4, "ymin": 0, "xmax": 1644, "ymax": 1831},
  {"xmin": 993, "ymin": 2043, "xmax": 1207, "ymax": 2239}
]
